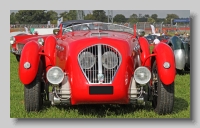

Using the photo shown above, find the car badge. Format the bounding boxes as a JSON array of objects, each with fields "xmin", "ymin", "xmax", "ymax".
[{"xmin": 97, "ymin": 73, "xmax": 104, "ymax": 83}]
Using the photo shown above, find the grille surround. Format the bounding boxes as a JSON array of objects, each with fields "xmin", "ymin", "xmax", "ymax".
[{"xmin": 78, "ymin": 44, "xmax": 122, "ymax": 84}]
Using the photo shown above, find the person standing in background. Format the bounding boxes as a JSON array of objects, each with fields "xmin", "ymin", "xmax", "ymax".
[
  {"xmin": 24, "ymin": 25, "xmax": 28, "ymax": 33},
  {"xmin": 153, "ymin": 36, "xmax": 160, "ymax": 45}
]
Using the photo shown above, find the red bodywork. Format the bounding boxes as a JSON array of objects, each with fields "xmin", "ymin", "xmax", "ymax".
[
  {"xmin": 11, "ymin": 34, "xmax": 54, "ymax": 55},
  {"xmin": 17, "ymin": 24, "xmax": 176, "ymax": 105}
]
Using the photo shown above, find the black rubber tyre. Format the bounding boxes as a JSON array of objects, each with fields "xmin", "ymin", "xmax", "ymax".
[
  {"xmin": 151, "ymin": 61, "xmax": 174, "ymax": 115},
  {"xmin": 16, "ymin": 55, "xmax": 20, "ymax": 62},
  {"xmin": 24, "ymin": 61, "xmax": 43, "ymax": 112}
]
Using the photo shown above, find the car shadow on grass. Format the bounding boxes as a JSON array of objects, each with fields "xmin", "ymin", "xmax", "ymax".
[
  {"xmin": 176, "ymin": 69, "xmax": 190, "ymax": 75},
  {"xmin": 42, "ymin": 96, "xmax": 189, "ymax": 117},
  {"xmin": 173, "ymin": 97, "xmax": 189, "ymax": 114},
  {"xmin": 42, "ymin": 101, "xmax": 153, "ymax": 118}
]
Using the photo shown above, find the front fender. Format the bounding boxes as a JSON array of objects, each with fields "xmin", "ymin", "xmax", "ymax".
[
  {"xmin": 153, "ymin": 43, "xmax": 176, "ymax": 85},
  {"xmin": 44, "ymin": 36, "xmax": 56, "ymax": 71},
  {"xmin": 19, "ymin": 41, "xmax": 41, "ymax": 85},
  {"xmin": 138, "ymin": 37, "xmax": 151, "ymax": 68}
]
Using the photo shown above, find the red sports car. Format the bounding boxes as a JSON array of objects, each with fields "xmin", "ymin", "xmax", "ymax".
[{"xmin": 13, "ymin": 22, "xmax": 176, "ymax": 115}]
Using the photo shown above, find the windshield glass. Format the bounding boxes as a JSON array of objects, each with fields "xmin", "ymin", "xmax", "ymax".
[{"xmin": 63, "ymin": 22, "xmax": 134, "ymax": 34}]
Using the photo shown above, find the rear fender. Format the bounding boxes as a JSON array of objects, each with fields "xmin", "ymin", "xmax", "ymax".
[
  {"xmin": 153, "ymin": 43, "xmax": 176, "ymax": 85},
  {"xmin": 19, "ymin": 41, "xmax": 42, "ymax": 85},
  {"xmin": 138, "ymin": 37, "xmax": 151, "ymax": 68}
]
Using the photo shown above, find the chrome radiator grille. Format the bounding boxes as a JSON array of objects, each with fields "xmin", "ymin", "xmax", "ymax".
[
  {"xmin": 16, "ymin": 43, "xmax": 25, "ymax": 50},
  {"xmin": 78, "ymin": 44, "xmax": 121, "ymax": 84}
]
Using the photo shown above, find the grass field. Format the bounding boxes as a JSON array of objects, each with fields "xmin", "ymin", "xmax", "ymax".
[{"xmin": 10, "ymin": 51, "xmax": 190, "ymax": 118}]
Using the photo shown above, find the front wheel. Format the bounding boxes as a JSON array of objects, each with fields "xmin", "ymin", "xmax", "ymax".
[
  {"xmin": 151, "ymin": 61, "xmax": 174, "ymax": 115},
  {"xmin": 24, "ymin": 61, "xmax": 44, "ymax": 112}
]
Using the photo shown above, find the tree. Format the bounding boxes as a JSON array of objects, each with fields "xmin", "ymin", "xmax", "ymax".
[
  {"xmin": 127, "ymin": 13, "xmax": 138, "ymax": 24},
  {"xmin": 92, "ymin": 10, "xmax": 107, "ymax": 22},
  {"xmin": 84, "ymin": 14, "xmax": 95, "ymax": 20},
  {"xmin": 46, "ymin": 10, "xmax": 58, "ymax": 24},
  {"xmin": 165, "ymin": 14, "xmax": 179, "ymax": 24},
  {"xmin": 59, "ymin": 11, "xmax": 69, "ymax": 21},
  {"xmin": 144, "ymin": 14, "xmax": 150, "ymax": 18},
  {"xmin": 15, "ymin": 10, "xmax": 47, "ymax": 24},
  {"xmin": 10, "ymin": 12, "xmax": 16, "ymax": 24},
  {"xmin": 113, "ymin": 14, "xmax": 126, "ymax": 23},
  {"xmin": 151, "ymin": 14, "xmax": 158, "ymax": 22},
  {"xmin": 66, "ymin": 10, "xmax": 77, "ymax": 20},
  {"xmin": 147, "ymin": 17, "xmax": 155, "ymax": 24}
]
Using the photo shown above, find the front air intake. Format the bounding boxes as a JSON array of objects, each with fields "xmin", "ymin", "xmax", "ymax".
[{"xmin": 78, "ymin": 44, "xmax": 121, "ymax": 84}]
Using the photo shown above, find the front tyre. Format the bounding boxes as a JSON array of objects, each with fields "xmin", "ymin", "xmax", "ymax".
[
  {"xmin": 151, "ymin": 61, "xmax": 174, "ymax": 115},
  {"xmin": 24, "ymin": 61, "xmax": 43, "ymax": 112},
  {"xmin": 16, "ymin": 55, "xmax": 20, "ymax": 62}
]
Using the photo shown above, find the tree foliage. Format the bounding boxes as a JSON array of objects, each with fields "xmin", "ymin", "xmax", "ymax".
[
  {"xmin": 113, "ymin": 14, "xmax": 126, "ymax": 23},
  {"xmin": 151, "ymin": 14, "xmax": 158, "ymax": 22},
  {"xmin": 10, "ymin": 10, "xmax": 185, "ymax": 26},
  {"xmin": 92, "ymin": 10, "xmax": 107, "ymax": 22},
  {"xmin": 128, "ymin": 13, "xmax": 139, "ymax": 24},
  {"xmin": 10, "ymin": 12, "xmax": 16, "ymax": 24},
  {"xmin": 84, "ymin": 14, "xmax": 95, "ymax": 20},
  {"xmin": 147, "ymin": 17, "xmax": 155, "ymax": 24},
  {"xmin": 165, "ymin": 14, "xmax": 179, "ymax": 24},
  {"xmin": 14, "ymin": 10, "xmax": 58, "ymax": 24}
]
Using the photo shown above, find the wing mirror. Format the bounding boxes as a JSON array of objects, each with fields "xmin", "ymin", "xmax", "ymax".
[{"xmin": 53, "ymin": 29, "xmax": 59, "ymax": 35}]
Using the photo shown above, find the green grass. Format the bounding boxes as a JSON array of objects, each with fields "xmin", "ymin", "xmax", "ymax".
[{"xmin": 10, "ymin": 53, "xmax": 190, "ymax": 118}]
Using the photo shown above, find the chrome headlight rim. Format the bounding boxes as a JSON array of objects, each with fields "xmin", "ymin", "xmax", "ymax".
[
  {"xmin": 38, "ymin": 38, "xmax": 44, "ymax": 45},
  {"xmin": 46, "ymin": 66, "xmax": 64, "ymax": 85},
  {"xmin": 134, "ymin": 66, "xmax": 151, "ymax": 85},
  {"xmin": 102, "ymin": 51, "xmax": 118, "ymax": 69},
  {"xmin": 79, "ymin": 51, "xmax": 96, "ymax": 69},
  {"xmin": 10, "ymin": 36, "xmax": 15, "ymax": 44}
]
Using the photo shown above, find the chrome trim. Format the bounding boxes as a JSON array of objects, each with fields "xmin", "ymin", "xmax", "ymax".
[
  {"xmin": 16, "ymin": 43, "xmax": 25, "ymax": 51},
  {"xmin": 98, "ymin": 45, "xmax": 102, "ymax": 74},
  {"xmin": 10, "ymin": 48, "xmax": 21, "ymax": 55},
  {"xmin": 24, "ymin": 62, "xmax": 31, "ymax": 69},
  {"xmin": 174, "ymin": 49, "xmax": 186, "ymax": 70},
  {"xmin": 163, "ymin": 62, "xmax": 170, "ymax": 69}
]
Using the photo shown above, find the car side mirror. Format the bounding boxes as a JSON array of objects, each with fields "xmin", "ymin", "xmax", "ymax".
[{"xmin": 53, "ymin": 29, "xmax": 59, "ymax": 35}]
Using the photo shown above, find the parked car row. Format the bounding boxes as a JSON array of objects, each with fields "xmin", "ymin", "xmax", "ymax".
[
  {"xmin": 144, "ymin": 34, "xmax": 171, "ymax": 44},
  {"xmin": 144, "ymin": 33, "xmax": 190, "ymax": 72},
  {"xmin": 10, "ymin": 20, "xmax": 189, "ymax": 115}
]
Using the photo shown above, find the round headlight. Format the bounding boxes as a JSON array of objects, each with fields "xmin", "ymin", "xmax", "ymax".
[
  {"xmin": 102, "ymin": 51, "xmax": 118, "ymax": 69},
  {"xmin": 79, "ymin": 52, "xmax": 96, "ymax": 69},
  {"xmin": 134, "ymin": 66, "xmax": 151, "ymax": 85},
  {"xmin": 10, "ymin": 36, "xmax": 15, "ymax": 44},
  {"xmin": 47, "ymin": 66, "xmax": 64, "ymax": 85},
  {"xmin": 38, "ymin": 38, "xmax": 44, "ymax": 45}
]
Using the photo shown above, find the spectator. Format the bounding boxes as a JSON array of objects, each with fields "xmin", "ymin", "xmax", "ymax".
[
  {"xmin": 153, "ymin": 36, "xmax": 160, "ymax": 45},
  {"xmin": 24, "ymin": 25, "xmax": 28, "ymax": 33}
]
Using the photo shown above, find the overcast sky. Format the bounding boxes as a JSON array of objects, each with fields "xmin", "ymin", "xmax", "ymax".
[{"xmin": 10, "ymin": 10, "xmax": 190, "ymax": 18}]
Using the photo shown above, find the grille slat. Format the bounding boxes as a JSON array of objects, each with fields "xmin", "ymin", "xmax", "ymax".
[
  {"xmin": 78, "ymin": 44, "xmax": 121, "ymax": 84},
  {"xmin": 17, "ymin": 43, "xmax": 25, "ymax": 50}
]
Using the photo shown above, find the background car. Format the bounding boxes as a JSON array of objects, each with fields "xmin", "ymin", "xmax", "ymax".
[
  {"xmin": 15, "ymin": 22, "xmax": 176, "ymax": 115},
  {"xmin": 144, "ymin": 34, "xmax": 157, "ymax": 44},
  {"xmin": 167, "ymin": 36, "xmax": 190, "ymax": 72},
  {"xmin": 10, "ymin": 20, "xmax": 101, "ymax": 62},
  {"xmin": 157, "ymin": 35, "xmax": 169, "ymax": 43}
]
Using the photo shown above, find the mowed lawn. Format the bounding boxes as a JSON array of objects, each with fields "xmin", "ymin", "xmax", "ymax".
[{"xmin": 10, "ymin": 52, "xmax": 190, "ymax": 118}]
